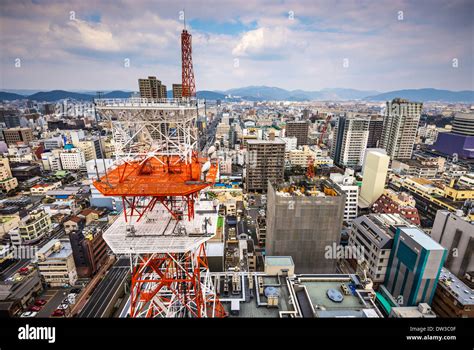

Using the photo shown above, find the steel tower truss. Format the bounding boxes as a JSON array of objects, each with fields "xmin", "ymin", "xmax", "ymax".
[
  {"xmin": 94, "ymin": 98, "xmax": 225, "ymax": 318},
  {"xmin": 181, "ymin": 30, "xmax": 196, "ymax": 98}
]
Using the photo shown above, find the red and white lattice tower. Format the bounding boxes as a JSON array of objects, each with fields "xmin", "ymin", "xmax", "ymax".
[
  {"xmin": 181, "ymin": 29, "xmax": 196, "ymax": 98},
  {"xmin": 93, "ymin": 97, "xmax": 226, "ymax": 318}
]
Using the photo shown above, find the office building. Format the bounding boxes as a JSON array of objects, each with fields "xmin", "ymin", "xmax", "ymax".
[
  {"xmin": 286, "ymin": 121, "xmax": 309, "ymax": 147},
  {"xmin": 349, "ymin": 214, "xmax": 413, "ymax": 284},
  {"xmin": 75, "ymin": 137, "xmax": 103, "ymax": 161},
  {"xmin": 360, "ymin": 150, "xmax": 390, "ymax": 206},
  {"xmin": 2, "ymin": 128, "xmax": 33, "ymax": 145},
  {"xmin": 266, "ymin": 180, "xmax": 345, "ymax": 274},
  {"xmin": 245, "ymin": 139, "xmax": 285, "ymax": 193},
  {"xmin": 367, "ymin": 115, "xmax": 384, "ymax": 148},
  {"xmin": 60, "ymin": 148, "xmax": 86, "ymax": 170},
  {"xmin": 138, "ymin": 76, "xmax": 166, "ymax": 99},
  {"xmin": 172, "ymin": 84, "xmax": 183, "ymax": 99},
  {"xmin": 36, "ymin": 239, "xmax": 78, "ymax": 287},
  {"xmin": 330, "ymin": 169, "xmax": 359, "ymax": 222},
  {"xmin": 433, "ymin": 113, "xmax": 474, "ymax": 159},
  {"xmin": 431, "ymin": 267, "xmax": 474, "ymax": 318},
  {"xmin": 331, "ymin": 114, "xmax": 370, "ymax": 168},
  {"xmin": 430, "ymin": 211, "xmax": 473, "ymax": 278},
  {"xmin": 384, "ymin": 227, "xmax": 447, "ymax": 306},
  {"xmin": 380, "ymin": 98, "xmax": 422, "ymax": 159}
]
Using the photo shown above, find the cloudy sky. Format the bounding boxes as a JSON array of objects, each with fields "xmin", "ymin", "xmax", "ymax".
[{"xmin": 0, "ymin": 0, "xmax": 473, "ymax": 92}]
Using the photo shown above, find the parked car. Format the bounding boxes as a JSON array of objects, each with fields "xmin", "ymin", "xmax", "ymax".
[
  {"xmin": 70, "ymin": 288, "xmax": 81, "ymax": 294},
  {"xmin": 28, "ymin": 305, "xmax": 41, "ymax": 312},
  {"xmin": 20, "ymin": 311, "xmax": 37, "ymax": 318},
  {"xmin": 57, "ymin": 303, "xmax": 69, "ymax": 310},
  {"xmin": 51, "ymin": 309, "xmax": 65, "ymax": 317},
  {"xmin": 34, "ymin": 299, "xmax": 47, "ymax": 306},
  {"xmin": 18, "ymin": 267, "xmax": 30, "ymax": 275}
]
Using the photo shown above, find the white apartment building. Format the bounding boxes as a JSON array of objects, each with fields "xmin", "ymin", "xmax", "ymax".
[
  {"xmin": 60, "ymin": 148, "xmax": 86, "ymax": 170},
  {"xmin": 330, "ymin": 169, "xmax": 359, "ymax": 222},
  {"xmin": 331, "ymin": 114, "xmax": 370, "ymax": 167},
  {"xmin": 41, "ymin": 150, "xmax": 62, "ymax": 171}
]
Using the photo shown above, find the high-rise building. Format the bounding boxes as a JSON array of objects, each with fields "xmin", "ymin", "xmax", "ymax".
[
  {"xmin": 245, "ymin": 139, "xmax": 285, "ymax": 193},
  {"xmin": 172, "ymin": 84, "xmax": 183, "ymax": 99},
  {"xmin": 367, "ymin": 115, "xmax": 384, "ymax": 148},
  {"xmin": 330, "ymin": 169, "xmax": 359, "ymax": 222},
  {"xmin": 160, "ymin": 84, "xmax": 167, "ymax": 99},
  {"xmin": 360, "ymin": 150, "xmax": 390, "ymax": 206},
  {"xmin": 2, "ymin": 127, "xmax": 33, "ymax": 145},
  {"xmin": 138, "ymin": 76, "xmax": 166, "ymax": 99},
  {"xmin": 433, "ymin": 113, "xmax": 474, "ymax": 159},
  {"xmin": 349, "ymin": 214, "xmax": 413, "ymax": 284},
  {"xmin": 266, "ymin": 180, "xmax": 345, "ymax": 273},
  {"xmin": 430, "ymin": 210, "xmax": 474, "ymax": 278},
  {"xmin": 331, "ymin": 114, "xmax": 370, "ymax": 168},
  {"xmin": 384, "ymin": 227, "xmax": 447, "ymax": 306},
  {"xmin": 380, "ymin": 98, "xmax": 422, "ymax": 159},
  {"xmin": 285, "ymin": 121, "xmax": 309, "ymax": 147}
]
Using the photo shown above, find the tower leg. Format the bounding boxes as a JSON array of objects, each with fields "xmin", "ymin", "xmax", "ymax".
[{"xmin": 129, "ymin": 244, "xmax": 226, "ymax": 318}]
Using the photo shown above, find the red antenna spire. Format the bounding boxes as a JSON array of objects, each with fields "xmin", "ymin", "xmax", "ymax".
[{"xmin": 181, "ymin": 10, "xmax": 196, "ymax": 98}]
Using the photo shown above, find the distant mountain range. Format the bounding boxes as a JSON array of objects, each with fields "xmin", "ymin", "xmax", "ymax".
[{"xmin": 1, "ymin": 87, "xmax": 473, "ymax": 103}]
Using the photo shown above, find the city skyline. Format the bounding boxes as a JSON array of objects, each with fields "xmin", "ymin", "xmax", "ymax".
[{"xmin": 1, "ymin": 0, "xmax": 473, "ymax": 92}]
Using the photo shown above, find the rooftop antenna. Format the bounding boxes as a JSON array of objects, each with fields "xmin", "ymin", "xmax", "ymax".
[{"xmin": 183, "ymin": 8, "xmax": 186, "ymax": 30}]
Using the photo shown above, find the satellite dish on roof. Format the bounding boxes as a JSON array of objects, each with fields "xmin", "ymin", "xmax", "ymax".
[{"xmin": 327, "ymin": 288, "xmax": 344, "ymax": 303}]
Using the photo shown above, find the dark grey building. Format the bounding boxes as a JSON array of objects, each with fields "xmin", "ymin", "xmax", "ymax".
[
  {"xmin": 368, "ymin": 115, "xmax": 384, "ymax": 148},
  {"xmin": 430, "ymin": 211, "xmax": 474, "ymax": 278},
  {"xmin": 266, "ymin": 179, "xmax": 345, "ymax": 273},
  {"xmin": 286, "ymin": 121, "xmax": 309, "ymax": 147},
  {"xmin": 245, "ymin": 139, "xmax": 285, "ymax": 193}
]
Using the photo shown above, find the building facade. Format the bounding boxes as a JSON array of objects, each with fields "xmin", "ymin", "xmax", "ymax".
[
  {"xmin": 384, "ymin": 227, "xmax": 447, "ymax": 306},
  {"xmin": 380, "ymin": 98, "xmax": 422, "ymax": 159},
  {"xmin": 266, "ymin": 180, "xmax": 345, "ymax": 274},
  {"xmin": 245, "ymin": 140, "xmax": 285, "ymax": 193},
  {"xmin": 360, "ymin": 150, "xmax": 390, "ymax": 206},
  {"xmin": 430, "ymin": 211, "xmax": 473, "ymax": 278},
  {"xmin": 331, "ymin": 114, "xmax": 370, "ymax": 168},
  {"xmin": 285, "ymin": 121, "xmax": 309, "ymax": 147},
  {"xmin": 36, "ymin": 239, "xmax": 78, "ymax": 287},
  {"xmin": 138, "ymin": 76, "xmax": 167, "ymax": 99}
]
